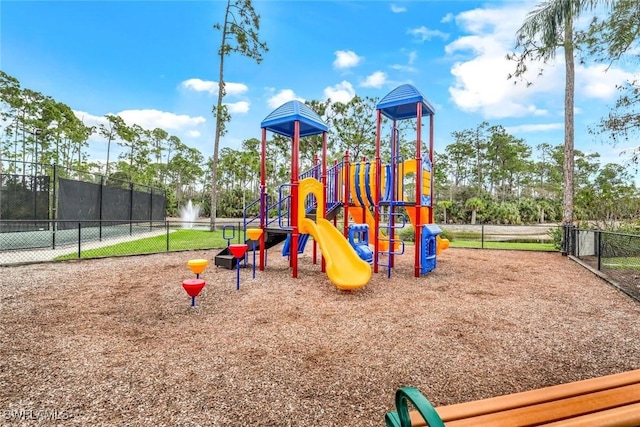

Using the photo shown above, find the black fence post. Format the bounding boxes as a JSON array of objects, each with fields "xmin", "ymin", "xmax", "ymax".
[
  {"xmin": 33, "ymin": 174, "xmax": 37, "ymax": 229},
  {"xmin": 149, "ymin": 187, "xmax": 153, "ymax": 232},
  {"xmin": 166, "ymin": 220, "xmax": 169, "ymax": 252},
  {"xmin": 129, "ymin": 182, "xmax": 134, "ymax": 236},
  {"xmin": 52, "ymin": 164, "xmax": 57, "ymax": 249},
  {"xmin": 99, "ymin": 175, "xmax": 104, "ymax": 241},
  {"xmin": 597, "ymin": 230, "xmax": 602, "ymax": 271},
  {"xmin": 561, "ymin": 224, "xmax": 568, "ymax": 256},
  {"xmin": 481, "ymin": 224, "xmax": 484, "ymax": 249},
  {"xmin": 78, "ymin": 222, "xmax": 82, "ymax": 259}
]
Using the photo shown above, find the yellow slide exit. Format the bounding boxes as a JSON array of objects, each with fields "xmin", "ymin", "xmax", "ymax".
[{"xmin": 298, "ymin": 178, "xmax": 371, "ymax": 290}]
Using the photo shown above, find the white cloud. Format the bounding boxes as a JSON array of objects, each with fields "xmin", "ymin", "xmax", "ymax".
[
  {"xmin": 224, "ymin": 82, "xmax": 250, "ymax": 96},
  {"xmin": 577, "ymin": 64, "xmax": 635, "ymax": 100},
  {"xmin": 445, "ymin": 3, "xmax": 634, "ymax": 120},
  {"xmin": 445, "ymin": 4, "xmax": 562, "ymax": 119},
  {"xmin": 361, "ymin": 71, "xmax": 388, "ymax": 88},
  {"xmin": 390, "ymin": 4, "xmax": 406, "ymax": 13},
  {"xmin": 117, "ymin": 109, "xmax": 206, "ymax": 130},
  {"xmin": 407, "ymin": 26, "xmax": 449, "ymax": 42},
  {"xmin": 187, "ymin": 130, "xmax": 201, "ymax": 138},
  {"xmin": 73, "ymin": 110, "xmax": 108, "ymax": 127},
  {"xmin": 445, "ymin": 4, "xmax": 560, "ymax": 118},
  {"xmin": 268, "ymin": 89, "xmax": 305, "ymax": 109},
  {"xmin": 225, "ymin": 101, "xmax": 250, "ymax": 114},
  {"xmin": 441, "ymin": 13, "xmax": 453, "ymax": 23},
  {"xmin": 333, "ymin": 50, "xmax": 362, "ymax": 69},
  {"xmin": 505, "ymin": 123, "xmax": 563, "ymax": 133},
  {"xmin": 182, "ymin": 78, "xmax": 216, "ymax": 94},
  {"xmin": 181, "ymin": 78, "xmax": 248, "ymax": 96},
  {"xmin": 446, "ymin": 33, "xmax": 556, "ymax": 118},
  {"xmin": 392, "ymin": 51, "xmax": 418, "ymax": 72},
  {"xmin": 391, "ymin": 64, "xmax": 417, "ymax": 72},
  {"xmin": 323, "ymin": 81, "xmax": 356, "ymax": 104}
]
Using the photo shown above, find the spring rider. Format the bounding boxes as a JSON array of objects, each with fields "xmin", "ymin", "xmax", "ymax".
[{"xmin": 182, "ymin": 258, "xmax": 208, "ymax": 307}]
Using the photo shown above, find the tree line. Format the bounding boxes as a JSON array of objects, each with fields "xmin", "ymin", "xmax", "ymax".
[
  {"xmin": 1, "ymin": 70, "xmax": 638, "ymax": 224},
  {"xmin": 434, "ymin": 121, "xmax": 638, "ymax": 226},
  {"xmin": 0, "ymin": 71, "xmax": 204, "ymax": 214},
  {"xmin": 4, "ymin": 0, "xmax": 640, "ymax": 226},
  {"xmin": 209, "ymin": 0, "xmax": 640, "ymax": 230}
]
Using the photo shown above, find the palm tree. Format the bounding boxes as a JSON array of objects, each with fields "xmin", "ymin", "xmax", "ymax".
[
  {"xmin": 437, "ymin": 200, "xmax": 452, "ymax": 224},
  {"xmin": 465, "ymin": 197, "xmax": 485, "ymax": 225},
  {"xmin": 512, "ymin": 1, "xmax": 605, "ymax": 227},
  {"xmin": 537, "ymin": 200, "xmax": 552, "ymax": 223}
]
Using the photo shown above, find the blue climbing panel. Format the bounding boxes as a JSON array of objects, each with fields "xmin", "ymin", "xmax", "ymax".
[
  {"xmin": 348, "ymin": 223, "xmax": 373, "ymax": 264},
  {"xmin": 282, "ymin": 233, "xmax": 311, "ymax": 256},
  {"xmin": 420, "ymin": 224, "xmax": 442, "ymax": 274}
]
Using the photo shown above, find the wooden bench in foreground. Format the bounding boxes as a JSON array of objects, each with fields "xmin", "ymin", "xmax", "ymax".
[{"xmin": 385, "ymin": 369, "xmax": 640, "ymax": 427}]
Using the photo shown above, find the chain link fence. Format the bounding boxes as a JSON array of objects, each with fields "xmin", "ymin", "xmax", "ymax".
[
  {"xmin": 438, "ymin": 223, "xmax": 559, "ymax": 251},
  {"xmin": 569, "ymin": 227, "xmax": 640, "ymax": 303},
  {"xmin": 3, "ymin": 218, "xmax": 638, "ymax": 306},
  {"xmin": 0, "ymin": 219, "xmax": 244, "ymax": 265},
  {"xmin": 1, "ymin": 159, "xmax": 165, "ymax": 231},
  {"xmin": 0, "ymin": 161, "xmax": 51, "ymax": 231}
]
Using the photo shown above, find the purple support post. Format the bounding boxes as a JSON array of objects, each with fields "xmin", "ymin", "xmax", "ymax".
[
  {"xmin": 228, "ymin": 244, "xmax": 248, "ymax": 290},
  {"xmin": 236, "ymin": 259, "xmax": 241, "ymax": 290}
]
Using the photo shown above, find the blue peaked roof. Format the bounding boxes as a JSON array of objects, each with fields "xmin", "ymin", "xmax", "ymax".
[
  {"xmin": 376, "ymin": 84, "xmax": 435, "ymax": 120},
  {"xmin": 260, "ymin": 100, "xmax": 328, "ymax": 138}
]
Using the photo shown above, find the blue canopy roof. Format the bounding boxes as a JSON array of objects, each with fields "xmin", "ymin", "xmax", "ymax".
[
  {"xmin": 376, "ymin": 84, "xmax": 435, "ymax": 120},
  {"xmin": 260, "ymin": 100, "xmax": 328, "ymax": 138}
]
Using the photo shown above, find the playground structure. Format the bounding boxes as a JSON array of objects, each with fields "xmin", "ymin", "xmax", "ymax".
[{"xmin": 215, "ymin": 84, "xmax": 449, "ymax": 289}]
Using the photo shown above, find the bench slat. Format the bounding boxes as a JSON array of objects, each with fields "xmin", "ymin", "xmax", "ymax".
[
  {"xmin": 445, "ymin": 383, "xmax": 640, "ymax": 427},
  {"xmin": 401, "ymin": 369, "xmax": 640, "ymax": 427},
  {"xmin": 437, "ymin": 369, "xmax": 640, "ymax": 422},
  {"xmin": 542, "ymin": 401, "xmax": 640, "ymax": 427}
]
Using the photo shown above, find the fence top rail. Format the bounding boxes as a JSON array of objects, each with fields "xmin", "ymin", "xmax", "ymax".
[
  {"xmin": 576, "ymin": 228, "xmax": 640, "ymax": 239},
  {"xmin": 0, "ymin": 219, "xmax": 166, "ymax": 224}
]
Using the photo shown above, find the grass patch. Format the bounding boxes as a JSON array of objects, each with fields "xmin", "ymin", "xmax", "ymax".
[
  {"xmin": 448, "ymin": 231, "xmax": 482, "ymax": 239},
  {"xmin": 449, "ymin": 239, "xmax": 555, "ymax": 251},
  {"xmin": 601, "ymin": 257, "xmax": 640, "ymax": 271},
  {"xmin": 55, "ymin": 229, "xmax": 230, "ymax": 260}
]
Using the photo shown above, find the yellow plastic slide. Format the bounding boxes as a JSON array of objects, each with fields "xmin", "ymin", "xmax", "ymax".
[
  {"xmin": 299, "ymin": 218, "xmax": 371, "ymax": 290},
  {"xmin": 298, "ymin": 177, "xmax": 371, "ymax": 290}
]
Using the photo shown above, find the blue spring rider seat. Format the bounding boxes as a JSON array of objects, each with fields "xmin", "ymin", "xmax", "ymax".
[{"xmin": 348, "ymin": 223, "xmax": 374, "ymax": 264}]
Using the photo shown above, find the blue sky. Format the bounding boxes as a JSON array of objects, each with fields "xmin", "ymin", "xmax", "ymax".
[{"xmin": 2, "ymin": 0, "xmax": 638, "ymax": 183}]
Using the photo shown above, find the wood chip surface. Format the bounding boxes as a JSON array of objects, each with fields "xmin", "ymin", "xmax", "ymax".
[{"xmin": 1, "ymin": 247, "xmax": 639, "ymax": 426}]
